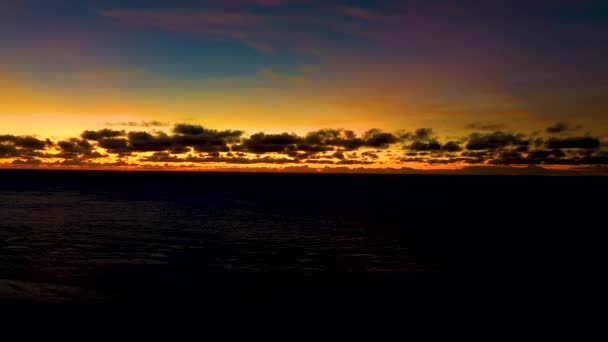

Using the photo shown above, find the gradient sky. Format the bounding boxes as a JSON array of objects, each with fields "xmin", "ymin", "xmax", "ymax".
[{"xmin": 1, "ymin": 0, "xmax": 607, "ymax": 173}]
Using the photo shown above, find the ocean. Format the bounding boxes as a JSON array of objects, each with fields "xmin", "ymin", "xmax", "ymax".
[{"xmin": 1, "ymin": 170, "xmax": 605, "ymax": 337}]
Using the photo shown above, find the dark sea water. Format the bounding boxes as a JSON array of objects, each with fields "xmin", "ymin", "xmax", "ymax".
[{"xmin": 1, "ymin": 170, "xmax": 605, "ymax": 337}]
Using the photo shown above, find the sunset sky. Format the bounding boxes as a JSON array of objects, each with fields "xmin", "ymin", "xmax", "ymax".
[{"xmin": 1, "ymin": 0, "xmax": 607, "ymax": 173}]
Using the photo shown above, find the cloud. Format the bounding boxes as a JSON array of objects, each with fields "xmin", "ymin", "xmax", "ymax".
[
  {"xmin": 172, "ymin": 124, "xmax": 243, "ymax": 153},
  {"xmin": 442, "ymin": 141, "xmax": 462, "ymax": 152},
  {"xmin": 104, "ymin": 121, "xmax": 170, "ymax": 127},
  {"xmin": 400, "ymin": 129, "xmax": 463, "ymax": 152},
  {"xmin": 488, "ymin": 151, "xmax": 540, "ymax": 165},
  {"xmin": 302, "ymin": 129, "xmax": 362, "ymax": 151},
  {"xmin": 490, "ymin": 150, "xmax": 608, "ymax": 166},
  {"xmin": 57, "ymin": 138, "xmax": 93, "ymax": 154},
  {"xmin": 332, "ymin": 151, "xmax": 345, "ymax": 159},
  {"xmin": 362, "ymin": 129, "xmax": 399, "ymax": 148},
  {"xmin": 545, "ymin": 122, "xmax": 582, "ymax": 134},
  {"xmin": 361, "ymin": 151, "xmax": 379, "ymax": 159},
  {"xmin": 336, "ymin": 159, "xmax": 375, "ymax": 165},
  {"xmin": 465, "ymin": 131, "xmax": 529, "ymax": 150},
  {"xmin": 0, "ymin": 135, "xmax": 50, "ymax": 150},
  {"xmin": 127, "ymin": 131, "xmax": 173, "ymax": 152},
  {"xmin": 546, "ymin": 137, "xmax": 600, "ymax": 149},
  {"xmin": 12, "ymin": 158, "xmax": 43, "ymax": 165},
  {"xmin": 55, "ymin": 138, "xmax": 106, "ymax": 159},
  {"xmin": 576, "ymin": 153, "xmax": 608, "ymax": 165},
  {"xmin": 140, "ymin": 151, "xmax": 297, "ymax": 164},
  {"xmin": 98, "ymin": 138, "xmax": 129, "ymax": 152},
  {"xmin": 401, "ymin": 128, "xmax": 434, "ymax": 141},
  {"xmin": 409, "ymin": 141, "xmax": 441, "ymax": 151},
  {"xmin": 169, "ymin": 145, "xmax": 191, "ymax": 154},
  {"xmin": 528, "ymin": 149, "xmax": 567, "ymax": 159},
  {"xmin": 81, "ymin": 129, "xmax": 125, "ymax": 141},
  {"xmin": 233, "ymin": 132, "xmax": 299, "ymax": 154},
  {"xmin": 0, "ymin": 144, "xmax": 18, "ymax": 158},
  {"xmin": 0, "ymin": 135, "xmax": 53, "ymax": 159},
  {"xmin": 427, "ymin": 157, "xmax": 485, "ymax": 165},
  {"xmin": 1, "ymin": 123, "xmax": 607, "ymax": 169},
  {"xmin": 465, "ymin": 123, "xmax": 506, "ymax": 131},
  {"xmin": 232, "ymin": 128, "xmax": 400, "ymax": 155}
]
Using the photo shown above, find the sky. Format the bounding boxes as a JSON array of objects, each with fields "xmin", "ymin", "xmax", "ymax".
[{"xmin": 1, "ymin": 0, "xmax": 607, "ymax": 173}]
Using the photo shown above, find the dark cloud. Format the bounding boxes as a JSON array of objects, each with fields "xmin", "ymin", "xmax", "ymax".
[
  {"xmin": 465, "ymin": 123, "xmax": 506, "ymax": 131},
  {"xmin": 0, "ymin": 135, "xmax": 50, "ymax": 150},
  {"xmin": 576, "ymin": 153, "xmax": 608, "ymax": 165},
  {"xmin": 138, "ymin": 152, "xmax": 181, "ymax": 163},
  {"xmin": 18, "ymin": 137, "xmax": 49, "ymax": 150},
  {"xmin": 514, "ymin": 145, "xmax": 529, "ymax": 152},
  {"xmin": 129, "ymin": 125, "xmax": 400, "ymax": 158},
  {"xmin": 461, "ymin": 151, "xmax": 491, "ymax": 157},
  {"xmin": 284, "ymin": 150, "xmax": 320, "ymax": 160},
  {"xmin": 400, "ymin": 129, "xmax": 462, "ymax": 153},
  {"xmin": 401, "ymin": 128, "xmax": 434, "ymax": 141},
  {"xmin": 528, "ymin": 149, "xmax": 566, "ymax": 159},
  {"xmin": 233, "ymin": 132, "xmax": 299, "ymax": 153},
  {"xmin": 128, "ymin": 131, "xmax": 173, "ymax": 152},
  {"xmin": 2, "ymin": 123, "xmax": 607, "ymax": 168},
  {"xmin": 11, "ymin": 158, "xmax": 43, "ymax": 165},
  {"xmin": 301, "ymin": 129, "xmax": 362, "ymax": 151},
  {"xmin": 332, "ymin": 151, "xmax": 345, "ymax": 159},
  {"xmin": 98, "ymin": 138, "xmax": 129, "ymax": 152},
  {"xmin": 442, "ymin": 141, "xmax": 462, "ymax": 152},
  {"xmin": 172, "ymin": 124, "xmax": 243, "ymax": 153},
  {"xmin": 0, "ymin": 135, "xmax": 53, "ymax": 161},
  {"xmin": 485, "ymin": 147, "xmax": 607, "ymax": 166},
  {"xmin": 305, "ymin": 159, "xmax": 336, "ymax": 164},
  {"xmin": 173, "ymin": 124, "xmax": 243, "ymax": 141},
  {"xmin": 362, "ymin": 129, "xmax": 399, "ymax": 148},
  {"xmin": 427, "ymin": 157, "xmax": 485, "ymax": 165},
  {"xmin": 488, "ymin": 151, "xmax": 540, "ymax": 165},
  {"xmin": 0, "ymin": 144, "xmax": 18, "ymax": 158},
  {"xmin": 201, "ymin": 155, "xmax": 297, "ymax": 164},
  {"xmin": 545, "ymin": 122, "xmax": 581, "ymax": 134},
  {"xmin": 54, "ymin": 138, "xmax": 106, "ymax": 160},
  {"xmin": 466, "ymin": 131, "xmax": 529, "ymax": 150},
  {"xmin": 228, "ymin": 156, "xmax": 296, "ymax": 164},
  {"xmin": 101, "ymin": 160, "xmax": 137, "ymax": 167},
  {"xmin": 140, "ymin": 151, "xmax": 299, "ymax": 164},
  {"xmin": 81, "ymin": 129, "xmax": 125, "ymax": 141},
  {"xmin": 173, "ymin": 124, "xmax": 206, "ymax": 135},
  {"xmin": 302, "ymin": 159, "xmax": 376, "ymax": 165},
  {"xmin": 169, "ymin": 145, "xmax": 191, "ymax": 154},
  {"xmin": 361, "ymin": 151, "xmax": 379, "ymax": 159},
  {"xmin": 192, "ymin": 143, "xmax": 230, "ymax": 153},
  {"xmin": 398, "ymin": 157, "xmax": 427, "ymax": 163},
  {"xmin": 57, "ymin": 138, "xmax": 93, "ymax": 154},
  {"xmin": 409, "ymin": 140, "xmax": 441, "ymax": 151},
  {"xmin": 56, "ymin": 158, "xmax": 99, "ymax": 166},
  {"xmin": 306, "ymin": 154, "xmax": 332, "ymax": 160},
  {"xmin": 546, "ymin": 137, "xmax": 600, "ymax": 149},
  {"xmin": 298, "ymin": 128, "xmax": 399, "ymax": 152},
  {"xmin": 337, "ymin": 160, "xmax": 375, "ymax": 165},
  {"xmin": 104, "ymin": 121, "xmax": 170, "ymax": 127},
  {"xmin": 80, "ymin": 124, "xmax": 244, "ymax": 154}
]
